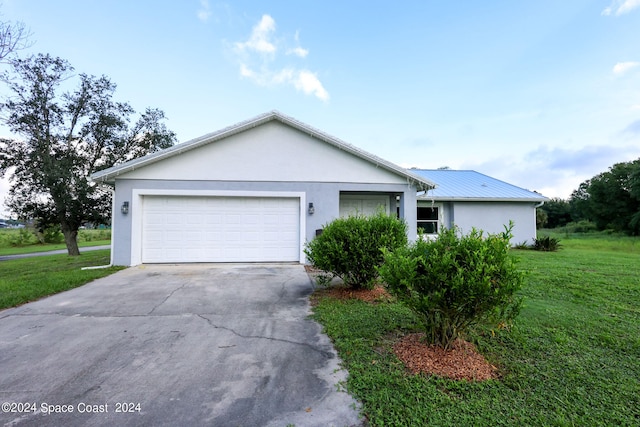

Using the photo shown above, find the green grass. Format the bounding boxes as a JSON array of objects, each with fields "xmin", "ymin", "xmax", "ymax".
[
  {"xmin": 312, "ymin": 236, "xmax": 640, "ymax": 426},
  {"xmin": 0, "ymin": 250, "xmax": 124, "ymax": 309},
  {"xmin": 539, "ymin": 228, "xmax": 640, "ymax": 253},
  {"xmin": 0, "ymin": 228, "xmax": 111, "ymax": 256},
  {"xmin": 0, "ymin": 240, "xmax": 111, "ymax": 256}
]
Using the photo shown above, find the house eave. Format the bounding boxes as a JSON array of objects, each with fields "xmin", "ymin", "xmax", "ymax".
[
  {"xmin": 417, "ymin": 196, "xmax": 550, "ymax": 203},
  {"xmin": 90, "ymin": 111, "xmax": 437, "ymax": 191}
]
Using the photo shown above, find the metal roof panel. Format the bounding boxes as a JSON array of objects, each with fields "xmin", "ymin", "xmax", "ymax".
[{"xmin": 411, "ymin": 169, "xmax": 548, "ymax": 201}]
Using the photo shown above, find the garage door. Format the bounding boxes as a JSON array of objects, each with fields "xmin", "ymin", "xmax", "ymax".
[{"xmin": 142, "ymin": 196, "xmax": 300, "ymax": 263}]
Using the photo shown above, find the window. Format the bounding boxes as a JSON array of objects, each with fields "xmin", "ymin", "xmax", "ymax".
[{"xmin": 417, "ymin": 206, "xmax": 439, "ymax": 234}]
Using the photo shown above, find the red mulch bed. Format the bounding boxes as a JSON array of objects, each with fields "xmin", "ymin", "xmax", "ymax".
[
  {"xmin": 314, "ymin": 284, "xmax": 393, "ymax": 303},
  {"xmin": 393, "ymin": 333, "xmax": 498, "ymax": 381},
  {"xmin": 307, "ymin": 268, "xmax": 498, "ymax": 381}
]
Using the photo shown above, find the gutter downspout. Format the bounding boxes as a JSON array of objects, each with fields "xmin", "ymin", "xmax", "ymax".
[{"xmin": 531, "ymin": 200, "xmax": 546, "ymax": 243}]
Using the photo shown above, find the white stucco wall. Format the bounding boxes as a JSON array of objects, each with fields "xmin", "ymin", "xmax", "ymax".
[
  {"xmin": 105, "ymin": 119, "xmax": 428, "ymax": 266},
  {"xmin": 448, "ymin": 202, "xmax": 539, "ymax": 245},
  {"xmin": 111, "ymin": 180, "xmax": 418, "ymax": 266},
  {"xmin": 117, "ymin": 121, "xmax": 407, "ymax": 185}
]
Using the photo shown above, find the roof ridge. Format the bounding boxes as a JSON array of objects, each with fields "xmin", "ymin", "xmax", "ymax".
[{"xmin": 91, "ymin": 111, "xmax": 436, "ymax": 191}]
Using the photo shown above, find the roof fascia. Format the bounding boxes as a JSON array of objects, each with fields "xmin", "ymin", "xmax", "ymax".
[
  {"xmin": 417, "ymin": 196, "xmax": 550, "ymax": 202},
  {"xmin": 91, "ymin": 111, "xmax": 436, "ymax": 191}
]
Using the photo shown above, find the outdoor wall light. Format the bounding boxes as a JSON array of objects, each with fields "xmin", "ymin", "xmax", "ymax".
[
  {"xmin": 121, "ymin": 201, "xmax": 129, "ymax": 215},
  {"xmin": 308, "ymin": 202, "xmax": 315, "ymax": 215}
]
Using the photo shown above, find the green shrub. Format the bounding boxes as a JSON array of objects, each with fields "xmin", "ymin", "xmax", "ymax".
[
  {"xmin": 78, "ymin": 229, "xmax": 111, "ymax": 242},
  {"xmin": 533, "ymin": 236, "xmax": 561, "ymax": 251},
  {"xmin": 513, "ymin": 241, "xmax": 530, "ymax": 249},
  {"xmin": 6, "ymin": 228, "xmax": 38, "ymax": 247},
  {"xmin": 304, "ymin": 212, "xmax": 408, "ymax": 290},
  {"xmin": 564, "ymin": 220, "xmax": 598, "ymax": 233},
  {"xmin": 42, "ymin": 225, "xmax": 64, "ymax": 244},
  {"xmin": 378, "ymin": 225, "xmax": 524, "ymax": 349}
]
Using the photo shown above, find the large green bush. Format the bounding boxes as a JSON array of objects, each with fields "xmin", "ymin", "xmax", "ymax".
[
  {"xmin": 378, "ymin": 225, "xmax": 524, "ymax": 349},
  {"xmin": 304, "ymin": 212, "xmax": 407, "ymax": 290},
  {"xmin": 42, "ymin": 225, "xmax": 64, "ymax": 244}
]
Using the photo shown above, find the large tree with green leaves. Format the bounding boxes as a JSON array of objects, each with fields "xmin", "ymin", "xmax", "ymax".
[
  {"xmin": 0, "ymin": 53, "xmax": 177, "ymax": 255},
  {"xmin": 569, "ymin": 180, "xmax": 591, "ymax": 223},
  {"xmin": 538, "ymin": 197, "xmax": 572, "ymax": 228},
  {"xmin": 570, "ymin": 159, "xmax": 640, "ymax": 235}
]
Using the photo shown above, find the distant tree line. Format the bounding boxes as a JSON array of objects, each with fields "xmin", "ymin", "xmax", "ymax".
[{"xmin": 538, "ymin": 158, "xmax": 640, "ymax": 235}]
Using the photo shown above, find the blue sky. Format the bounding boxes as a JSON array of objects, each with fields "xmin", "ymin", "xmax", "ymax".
[{"xmin": 1, "ymin": 0, "xmax": 640, "ymax": 217}]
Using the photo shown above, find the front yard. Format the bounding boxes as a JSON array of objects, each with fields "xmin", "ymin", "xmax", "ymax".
[
  {"xmin": 0, "ymin": 250, "xmax": 123, "ymax": 309},
  {"xmin": 1, "ymin": 233, "xmax": 638, "ymax": 425},
  {"xmin": 311, "ymin": 237, "xmax": 640, "ymax": 426}
]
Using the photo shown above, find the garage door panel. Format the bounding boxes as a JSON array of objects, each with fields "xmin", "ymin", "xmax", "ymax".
[
  {"xmin": 145, "ymin": 212, "xmax": 164, "ymax": 224},
  {"xmin": 142, "ymin": 196, "xmax": 300, "ymax": 263}
]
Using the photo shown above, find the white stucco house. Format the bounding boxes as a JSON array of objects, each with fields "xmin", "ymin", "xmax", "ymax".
[
  {"xmin": 91, "ymin": 111, "xmax": 435, "ymax": 266},
  {"xmin": 91, "ymin": 111, "xmax": 547, "ymax": 266},
  {"xmin": 410, "ymin": 169, "xmax": 547, "ymax": 245}
]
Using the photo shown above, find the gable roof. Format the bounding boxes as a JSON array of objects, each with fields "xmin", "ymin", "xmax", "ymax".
[
  {"xmin": 411, "ymin": 169, "xmax": 548, "ymax": 202},
  {"xmin": 91, "ymin": 111, "xmax": 436, "ymax": 191}
]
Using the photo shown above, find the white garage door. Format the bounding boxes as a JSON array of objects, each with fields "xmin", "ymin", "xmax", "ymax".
[{"xmin": 142, "ymin": 196, "xmax": 300, "ymax": 263}]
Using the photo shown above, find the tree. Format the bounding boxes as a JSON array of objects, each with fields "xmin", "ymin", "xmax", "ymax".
[
  {"xmin": 539, "ymin": 198, "xmax": 572, "ymax": 228},
  {"xmin": 569, "ymin": 180, "xmax": 591, "ymax": 223},
  {"xmin": 570, "ymin": 159, "xmax": 640, "ymax": 235},
  {"xmin": 0, "ymin": 54, "xmax": 177, "ymax": 255},
  {"xmin": 0, "ymin": 12, "xmax": 32, "ymax": 60},
  {"xmin": 536, "ymin": 207, "xmax": 548, "ymax": 229},
  {"xmin": 587, "ymin": 160, "xmax": 640, "ymax": 235}
]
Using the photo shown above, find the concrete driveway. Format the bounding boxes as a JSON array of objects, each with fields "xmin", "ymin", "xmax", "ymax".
[{"xmin": 0, "ymin": 264, "xmax": 361, "ymax": 426}]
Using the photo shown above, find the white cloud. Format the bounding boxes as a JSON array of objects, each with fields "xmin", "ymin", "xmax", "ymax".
[
  {"xmin": 239, "ymin": 67, "xmax": 330, "ymax": 102},
  {"xmin": 235, "ymin": 14, "xmax": 277, "ymax": 54},
  {"xmin": 460, "ymin": 144, "xmax": 639, "ymax": 199},
  {"xmin": 239, "ymin": 64, "xmax": 256, "ymax": 79},
  {"xmin": 272, "ymin": 68, "xmax": 294, "ymax": 84},
  {"xmin": 294, "ymin": 70, "xmax": 329, "ymax": 101},
  {"xmin": 287, "ymin": 47, "xmax": 309, "ymax": 58},
  {"xmin": 233, "ymin": 15, "xmax": 329, "ymax": 102},
  {"xmin": 613, "ymin": 61, "xmax": 640, "ymax": 76},
  {"xmin": 602, "ymin": 0, "xmax": 640, "ymax": 16},
  {"xmin": 197, "ymin": 0, "xmax": 212, "ymax": 22},
  {"xmin": 287, "ymin": 31, "xmax": 309, "ymax": 58}
]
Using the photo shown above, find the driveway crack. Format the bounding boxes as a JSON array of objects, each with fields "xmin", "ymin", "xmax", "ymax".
[
  {"xmin": 195, "ymin": 314, "xmax": 333, "ymax": 358},
  {"xmin": 148, "ymin": 282, "xmax": 189, "ymax": 315},
  {"xmin": 273, "ymin": 274, "xmax": 295, "ymax": 306}
]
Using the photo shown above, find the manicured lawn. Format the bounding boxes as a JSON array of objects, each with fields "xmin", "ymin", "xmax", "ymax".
[
  {"xmin": 0, "ymin": 250, "xmax": 124, "ymax": 310},
  {"xmin": 312, "ymin": 237, "xmax": 640, "ymax": 426}
]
